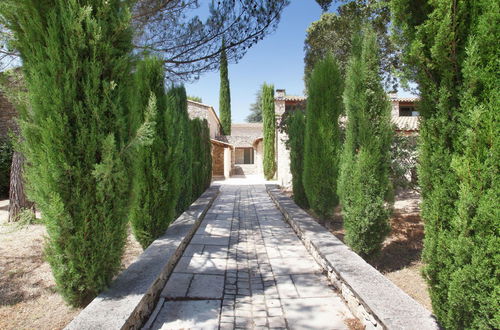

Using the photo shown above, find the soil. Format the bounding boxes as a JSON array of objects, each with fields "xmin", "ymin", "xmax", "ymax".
[
  {"xmin": 287, "ymin": 188, "xmax": 432, "ymax": 312},
  {"xmin": 0, "ymin": 200, "xmax": 143, "ymax": 330}
]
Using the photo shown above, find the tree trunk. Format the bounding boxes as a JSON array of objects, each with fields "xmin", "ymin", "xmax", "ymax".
[{"xmin": 8, "ymin": 150, "xmax": 34, "ymax": 222}]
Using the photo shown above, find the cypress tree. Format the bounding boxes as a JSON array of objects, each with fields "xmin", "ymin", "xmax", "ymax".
[
  {"xmin": 303, "ymin": 54, "xmax": 343, "ymax": 218},
  {"xmin": 287, "ymin": 110, "xmax": 308, "ymax": 209},
  {"xmin": 172, "ymin": 86, "xmax": 193, "ymax": 215},
  {"xmin": 219, "ymin": 43, "xmax": 231, "ymax": 135},
  {"xmin": 262, "ymin": 83, "xmax": 276, "ymax": 180},
  {"xmin": 446, "ymin": 2, "xmax": 499, "ymax": 327},
  {"xmin": 339, "ymin": 28, "xmax": 392, "ymax": 257},
  {"xmin": 391, "ymin": 0, "xmax": 499, "ymax": 327},
  {"xmin": 2, "ymin": 0, "xmax": 133, "ymax": 305},
  {"xmin": 190, "ymin": 118, "xmax": 212, "ymax": 199},
  {"xmin": 129, "ymin": 57, "xmax": 181, "ymax": 248}
]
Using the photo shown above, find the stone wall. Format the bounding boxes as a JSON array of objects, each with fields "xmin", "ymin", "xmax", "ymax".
[
  {"xmin": 0, "ymin": 91, "xmax": 17, "ymax": 139},
  {"xmin": 187, "ymin": 101, "xmax": 220, "ymax": 139}
]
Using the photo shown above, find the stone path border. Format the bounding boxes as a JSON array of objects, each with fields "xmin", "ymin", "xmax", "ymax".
[
  {"xmin": 66, "ymin": 187, "xmax": 219, "ymax": 330},
  {"xmin": 266, "ymin": 185, "xmax": 439, "ymax": 330}
]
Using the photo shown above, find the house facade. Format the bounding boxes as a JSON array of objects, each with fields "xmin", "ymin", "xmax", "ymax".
[{"xmin": 192, "ymin": 90, "xmax": 420, "ymax": 185}]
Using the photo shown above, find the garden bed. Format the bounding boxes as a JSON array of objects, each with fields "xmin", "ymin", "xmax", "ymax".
[
  {"xmin": 0, "ymin": 200, "xmax": 143, "ymax": 330},
  {"xmin": 287, "ymin": 189, "xmax": 432, "ymax": 312}
]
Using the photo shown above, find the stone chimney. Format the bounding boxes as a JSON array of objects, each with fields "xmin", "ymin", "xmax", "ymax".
[{"xmin": 275, "ymin": 89, "xmax": 285, "ymax": 99}]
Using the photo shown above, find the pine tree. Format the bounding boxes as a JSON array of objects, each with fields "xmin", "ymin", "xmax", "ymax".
[
  {"xmin": 262, "ymin": 83, "xmax": 276, "ymax": 180},
  {"xmin": 2, "ymin": 0, "xmax": 133, "ymax": 306},
  {"xmin": 339, "ymin": 28, "xmax": 392, "ymax": 257},
  {"xmin": 219, "ymin": 43, "xmax": 231, "ymax": 135},
  {"xmin": 303, "ymin": 54, "xmax": 343, "ymax": 218},
  {"xmin": 287, "ymin": 110, "xmax": 308, "ymax": 209},
  {"xmin": 391, "ymin": 0, "xmax": 499, "ymax": 327},
  {"xmin": 129, "ymin": 57, "xmax": 181, "ymax": 248}
]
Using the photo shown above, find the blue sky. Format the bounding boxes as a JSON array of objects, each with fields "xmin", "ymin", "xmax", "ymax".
[{"xmin": 186, "ymin": 1, "xmax": 324, "ymax": 123}]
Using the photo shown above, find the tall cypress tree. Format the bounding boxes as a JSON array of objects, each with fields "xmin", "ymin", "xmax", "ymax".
[
  {"xmin": 303, "ymin": 54, "xmax": 343, "ymax": 218},
  {"xmin": 129, "ymin": 57, "xmax": 181, "ymax": 249},
  {"xmin": 339, "ymin": 28, "xmax": 392, "ymax": 257},
  {"xmin": 2, "ymin": 0, "xmax": 133, "ymax": 305},
  {"xmin": 391, "ymin": 0, "xmax": 499, "ymax": 327},
  {"xmin": 219, "ymin": 43, "xmax": 231, "ymax": 135},
  {"xmin": 262, "ymin": 83, "xmax": 276, "ymax": 180},
  {"xmin": 190, "ymin": 118, "xmax": 212, "ymax": 199},
  {"xmin": 287, "ymin": 110, "xmax": 308, "ymax": 209},
  {"xmin": 446, "ymin": 1, "xmax": 499, "ymax": 328},
  {"xmin": 172, "ymin": 86, "xmax": 193, "ymax": 215}
]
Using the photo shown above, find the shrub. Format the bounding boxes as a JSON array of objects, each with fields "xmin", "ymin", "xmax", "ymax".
[
  {"xmin": 338, "ymin": 28, "xmax": 392, "ymax": 257},
  {"xmin": 286, "ymin": 110, "xmax": 308, "ymax": 209},
  {"xmin": 303, "ymin": 54, "xmax": 343, "ymax": 218},
  {"xmin": 3, "ymin": 0, "xmax": 134, "ymax": 306},
  {"xmin": 0, "ymin": 137, "xmax": 13, "ymax": 198},
  {"xmin": 262, "ymin": 83, "xmax": 276, "ymax": 180},
  {"xmin": 129, "ymin": 57, "xmax": 181, "ymax": 248}
]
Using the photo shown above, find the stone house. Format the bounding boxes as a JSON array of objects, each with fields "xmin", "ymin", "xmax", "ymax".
[{"xmin": 273, "ymin": 89, "xmax": 420, "ymax": 187}]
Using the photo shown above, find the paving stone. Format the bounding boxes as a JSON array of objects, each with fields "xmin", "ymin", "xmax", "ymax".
[
  {"xmin": 281, "ymin": 297, "xmax": 351, "ymax": 330},
  {"xmin": 291, "ymin": 274, "xmax": 336, "ymax": 298},
  {"xmin": 187, "ymin": 274, "xmax": 225, "ymax": 299},
  {"xmin": 268, "ymin": 257, "xmax": 322, "ymax": 275},
  {"xmin": 161, "ymin": 273, "xmax": 192, "ymax": 298},
  {"xmin": 151, "ymin": 300, "xmax": 220, "ymax": 330},
  {"xmin": 268, "ymin": 316, "xmax": 287, "ymax": 328},
  {"xmin": 275, "ymin": 275, "xmax": 299, "ymax": 298}
]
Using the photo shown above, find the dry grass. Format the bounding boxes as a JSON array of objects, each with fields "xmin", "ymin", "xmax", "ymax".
[{"xmin": 0, "ymin": 200, "xmax": 143, "ymax": 330}]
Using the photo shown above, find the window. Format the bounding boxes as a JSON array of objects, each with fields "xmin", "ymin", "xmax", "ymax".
[
  {"xmin": 235, "ymin": 148, "xmax": 254, "ymax": 164},
  {"xmin": 399, "ymin": 106, "xmax": 417, "ymax": 116}
]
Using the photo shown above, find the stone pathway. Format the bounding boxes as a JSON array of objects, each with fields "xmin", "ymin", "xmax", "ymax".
[{"xmin": 145, "ymin": 183, "xmax": 354, "ymax": 330}]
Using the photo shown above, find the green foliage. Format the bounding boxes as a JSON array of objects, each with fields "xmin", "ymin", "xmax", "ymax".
[
  {"xmin": 303, "ymin": 54, "xmax": 342, "ymax": 218},
  {"xmin": 246, "ymin": 84, "xmax": 263, "ymax": 123},
  {"xmin": 391, "ymin": 0, "xmax": 499, "ymax": 327},
  {"xmin": 128, "ymin": 57, "xmax": 181, "ymax": 249},
  {"xmin": 219, "ymin": 44, "xmax": 231, "ymax": 135},
  {"xmin": 339, "ymin": 28, "xmax": 392, "ymax": 257},
  {"xmin": 171, "ymin": 86, "xmax": 194, "ymax": 215},
  {"xmin": 187, "ymin": 96, "xmax": 203, "ymax": 103},
  {"xmin": 304, "ymin": 1, "xmax": 397, "ymax": 89},
  {"xmin": 190, "ymin": 118, "xmax": 212, "ymax": 199},
  {"xmin": 261, "ymin": 83, "xmax": 276, "ymax": 180},
  {"xmin": 0, "ymin": 137, "xmax": 12, "ymax": 197},
  {"xmin": 286, "ymin": 110, "xmax": 308, "ymax": 209},
  {"xmin": 2, "ymin": 0, "xmax": 134, "ymax": 306}
]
